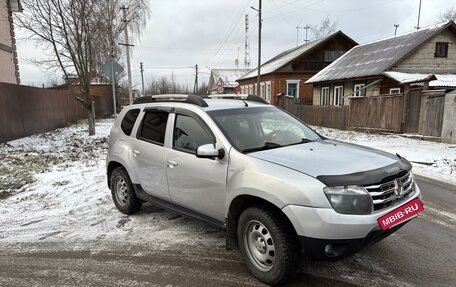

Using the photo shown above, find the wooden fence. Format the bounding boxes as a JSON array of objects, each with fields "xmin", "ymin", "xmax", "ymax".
[
  {"xmin": 348, "ymin": 94, "xmax": 404, "ymax": 132},
  {"xmin": 284, "ymin": 97, "xmax": 348, "ymax": 130},
  {"xmin": 418, "ymin": 90, "xmax": 446, "ymax": 137},
  {"xmin": 283, "ymin": 90, "xmax": 446, "ymax": 137},
  {"xmin": 0, "ymin": 83, "xmax": 85, "ymax": 143}
]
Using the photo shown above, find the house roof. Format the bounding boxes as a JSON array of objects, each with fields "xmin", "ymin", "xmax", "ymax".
[
  {"xmin": 208, "ymin": 69, "xmax": 250, "ymax": 88},
  {"xmin": 238, "ymin": 30, "xmax": 357, "ymax": 81},
  {"xmin": 306, "ymin": 21, "xmax": 456, "ymax": 83},
  {"xmin": 383, "ymin": 71, "xmax": 456, "ymax": 88}
]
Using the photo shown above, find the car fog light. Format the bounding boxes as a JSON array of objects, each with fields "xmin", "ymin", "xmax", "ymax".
[{"xmin": 324, "ymin": 244, "xmax": 333, "ymax": 255}]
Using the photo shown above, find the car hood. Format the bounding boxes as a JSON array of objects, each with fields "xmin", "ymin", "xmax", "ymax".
[{"xmin": 248, "ymin": 140, "xmax": 411, "ymax": 186}]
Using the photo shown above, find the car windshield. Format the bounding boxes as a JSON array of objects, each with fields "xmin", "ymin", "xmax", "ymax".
[{"xmin": 208, "ymin": 106, "xmax": 322, "ymax": 153}]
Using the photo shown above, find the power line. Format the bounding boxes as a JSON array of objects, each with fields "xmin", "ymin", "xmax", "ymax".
[{"xmin": 208, "ymin": 0, "xmax": 253, "ymax": 68}]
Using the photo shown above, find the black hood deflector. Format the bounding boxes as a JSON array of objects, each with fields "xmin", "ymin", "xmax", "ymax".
[{"xmin": 317, "ymin": 157, "xmax": 412, "ymax": 187}]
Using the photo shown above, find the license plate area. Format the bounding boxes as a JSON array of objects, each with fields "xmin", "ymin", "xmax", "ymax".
[{"xmin": 377, "ymin": 198, "xmax": 424, "ymax": 230}]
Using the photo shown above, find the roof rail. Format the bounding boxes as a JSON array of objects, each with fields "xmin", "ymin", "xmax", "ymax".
[
  {"xmin": 245, "ymin": 94, "xmax": 268, "ymax": 104},
  {"xmin": 133, "ymin": 94, "xmax": 208, "ymax": 107},
  {"xmin": 208, "ymin": 94, "xmax": 268, "ymax": 105}
]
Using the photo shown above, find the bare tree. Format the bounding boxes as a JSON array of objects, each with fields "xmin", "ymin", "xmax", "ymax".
[
  {"xmin": 439, "ymin": 8, "xmax": 456, "ymax": 22},
  {"xmin": 145, "ymin": 76, "xmax": 193, "ymax": 96},
  {"xmin": 17, "ymin": 0, "xmax": 149, "ymax": 135},
  {"xmin": 311, "ymin": 16, "xmax": 338, "ymax": 40}
]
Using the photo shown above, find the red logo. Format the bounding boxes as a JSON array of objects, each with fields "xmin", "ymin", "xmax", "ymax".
[{"xmin": 377, "ymin": 198, "xmax": 424, "ymax": 230}]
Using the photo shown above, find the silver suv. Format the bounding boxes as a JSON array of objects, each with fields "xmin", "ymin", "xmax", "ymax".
[{"xmin": 106, "ymin": 94, "xmax": 423, "ymax": 285}]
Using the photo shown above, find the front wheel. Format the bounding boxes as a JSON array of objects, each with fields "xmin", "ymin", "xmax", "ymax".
[
  {"xmin": 237, "ymin": 206, "xmax": 301, "ymax": 285},
  {"xmin": 110, "ymin": 167, "xmax": 142, "ymax": 214}
]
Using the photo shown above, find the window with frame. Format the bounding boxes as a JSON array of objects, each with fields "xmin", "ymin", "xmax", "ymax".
[
  {"xmin": 265, "ymin": 82, "xmax": 271, "ymax": 103},
  {"xmin": 173, "ymin": 114, "xmax": 214, "ymax": 153},
  {"xmin": 139, "ymin": 111, "xmax": 169, "ymax": 145},
  {"xmin": 286, "ymin": 80, "xmax": 300, "ymax": 98},
  {"xmin": 260, "ymin": 83, "xmax": 265, "ymax": 99},
  {"xmin": 334, "ymin": 86, "xmax": 343, "ymax": 106},
  {"xmin": 435, "ymin": 42, "xmax": 448, "ymax": 58},
  {"xmin": 389, "ymin": 88, "xmax": 401, "ymax": 94},
  {"xmin": 121, "ymin": 109, "xmax": 140, "ymax": 135},
  {"xmin": 321, "ymin": 87, "xmax": 329, "ymax": 106},
  {"xmin": 353, "ymin": 84, "xmax": 365, "ymax": 97}
]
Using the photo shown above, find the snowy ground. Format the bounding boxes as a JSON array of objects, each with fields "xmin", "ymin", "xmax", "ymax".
[
  {"xmin": 0, "ymin": 119, "xmax": 454, "ymax": 246},
  {"xmin": 0, "ymin": 119, "xmax": 224, "ymax": 247}
]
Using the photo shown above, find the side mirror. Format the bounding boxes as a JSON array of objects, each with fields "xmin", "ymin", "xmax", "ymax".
[{"xmin": 196, "ymin": 144, "xmax": 224, "ymax": 159}]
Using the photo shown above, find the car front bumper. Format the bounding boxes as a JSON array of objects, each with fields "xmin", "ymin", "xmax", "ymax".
[{"xmin": 282, "ymin": 184, "xmax": 422, "ymax": 261}]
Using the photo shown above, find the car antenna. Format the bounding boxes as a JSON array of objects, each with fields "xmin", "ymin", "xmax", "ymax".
[{"xmin": 234, "ymin": 89, "xmax": 248, "ymax": 107}]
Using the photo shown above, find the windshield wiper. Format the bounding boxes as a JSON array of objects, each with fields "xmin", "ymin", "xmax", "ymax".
[
  {"xmin": 242, "ymin": 142, "xmax": 282, "ymax": 153},
  {"xmin": 284, "ymin": 138, "xmax": 314, "ymax": 147}
]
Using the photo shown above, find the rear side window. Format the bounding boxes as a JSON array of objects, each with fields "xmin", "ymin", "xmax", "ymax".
[
  {"xmin": 120, "ymin": 109, "xmax": 140, "ymax": 135},
  {"xmin": 138, "ymin": 111, "xmax": 169, "ymax": 145}
]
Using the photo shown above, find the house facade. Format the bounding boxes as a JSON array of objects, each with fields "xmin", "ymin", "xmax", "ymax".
[
  {"xmin": 0, "ymin": 0, "xmax": 22, "ymax": 84},
  {"xmin": 237, "ymin": 31, "xmax": 357, "ymax": 105},
  {"xmin": 307, "ymin": 21, "xmax": 456, "ymax": 106}
]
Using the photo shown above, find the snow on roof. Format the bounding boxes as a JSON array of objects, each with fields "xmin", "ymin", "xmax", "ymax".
[
  {"xmin": 239, "ymin": 31, "xmax": 355, "ymax": 80},
  {"xmin": 306, "ymin": 21, "xmax": 456, "ymax": 83},
  {"xmin": 383, "ymin": 72, "xmax": 436, "ymax": 84},
  {"xmin": 383, "ymin": 71, "xmax": 456, "ymax": 88},
  {"xmin": 209, "ymin": 69, "xmax": 249, "ymax": 88}
]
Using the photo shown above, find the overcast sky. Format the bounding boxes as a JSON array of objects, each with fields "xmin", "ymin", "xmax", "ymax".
[{"xmin": 15, "ymin": 0, "xmax": 455, "ymax": 89}]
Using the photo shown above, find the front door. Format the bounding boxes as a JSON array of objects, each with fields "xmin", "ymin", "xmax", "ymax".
[{"xmin": 165, "ymin": 112, "xmax": 227, "ymax": 222}]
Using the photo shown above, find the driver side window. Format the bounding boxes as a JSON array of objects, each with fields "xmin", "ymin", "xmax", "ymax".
[{"xmin": 173, "ymin": 114, "xmax": 214, "ymax": 153}]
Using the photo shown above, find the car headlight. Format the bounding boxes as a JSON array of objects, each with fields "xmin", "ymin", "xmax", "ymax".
[{"xmin": 324, "ymin": 186, "xmax": 373, "ymax": 215}]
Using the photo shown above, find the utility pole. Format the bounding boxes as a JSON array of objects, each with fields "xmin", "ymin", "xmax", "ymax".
[
  {"xmin": 296, "ymin": 25, "xmax": 302, "ymax": 47},
  {"xmin": 250, "ymin": 0, "xmax": 262, "ymax": 97},
  {"xmin": 121, "ymin": 6, "xmax": 133, "ymax": 104},
  {"xmin": 296, "ymin": 25, "xmax": 310, "ymax": 47},
  {"xmin": 193, "ymin": 64, "xmax": 198, "ymax": 94},
  {"xmin": 303, "ymin": 25, "xmax": 310, "ymax": 43},
  {"xmin": 140, "ymin": 62, "xmax": 144, "ymax": 97},
  {"xmin": 415, "ymin": 0, "xmax": 422, "ymax": 30},
  {"xmin": 244, "ymin": 14, "xmax": 250, "ymax": 69},
  {"xmin": 394, "ymin": 24, "xmax": 399, "ymax": 35},
  {"xmin": 110, "ymin": 52, "xmax": 117, "ymax": 116}
]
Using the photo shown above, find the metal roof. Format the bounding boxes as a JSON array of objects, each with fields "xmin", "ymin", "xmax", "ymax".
[
  {"xmin": 306, "ymin": 21, "xmax": 456, "ymax": 83},
  {"xmin": 238, "ymin": 31, "xmax": 357, "ymax": 80}
]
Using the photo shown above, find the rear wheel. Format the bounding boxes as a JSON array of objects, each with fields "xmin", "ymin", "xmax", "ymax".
[
  {"xmin": 110, "ymin": 167, "xmax": 142, "ymax": 214},
  {"xmin": 237, "ymin": 206, "xmax": 301, "ymax": 285}
]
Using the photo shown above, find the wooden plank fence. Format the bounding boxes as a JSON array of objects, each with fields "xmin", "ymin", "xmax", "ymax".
[
  {"xmin": 348, "ymin": 94, "xmax": 404, "ymax": 132},
  {"xmin": 283, "ymin": 90, "xmax": 446, "ymax": 138},
  {"xmin": 284, "ymin": 97, "xmax": 348, "ymax": 130},
  {"xmin": 418, "ymin": 91, "xmax": 446, "ymax": 137},
  {"xmin": 0, "ymin": 83, "xmax": 85, "ymax": 143}
]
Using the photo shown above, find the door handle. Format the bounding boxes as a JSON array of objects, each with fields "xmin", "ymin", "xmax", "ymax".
[
  {"xmin": 167, "ymin": 160, "xmax": 178, "ymax": 168},
  {"xmin": 133, "ymin": 150, "xmax": 140, "ymax": 157}
]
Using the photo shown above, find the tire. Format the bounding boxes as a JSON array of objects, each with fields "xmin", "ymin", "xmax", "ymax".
[
  {"xmin": 237, "ymin": 206, "xmax": 301, "ymax": 285},
  {"xmin": 110, "ymin": 167, "xmax": 142, "ymax": 214}
]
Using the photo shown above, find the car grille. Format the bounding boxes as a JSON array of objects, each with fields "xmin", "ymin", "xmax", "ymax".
[{"xmin": 364, "ymin": 172, "xmax": 415, "ymax": 212}]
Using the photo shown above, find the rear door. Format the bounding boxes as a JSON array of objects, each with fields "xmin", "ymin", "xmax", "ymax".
[
  {"xmin": 130, "ymin": 107, "xmax": 171, "ymax": 201},
  {"xmin": 165, "ymin": 109, "xmax": 228, "ymax": 222}
]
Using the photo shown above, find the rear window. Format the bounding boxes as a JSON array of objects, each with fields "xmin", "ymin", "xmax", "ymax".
[
  {"xmin": 138, "ymin": 111, "xmax": 169, "ymax": 145},
  {"xmin": 121, "ymin": 109, "xmax": 140, "ymax": 135}
]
